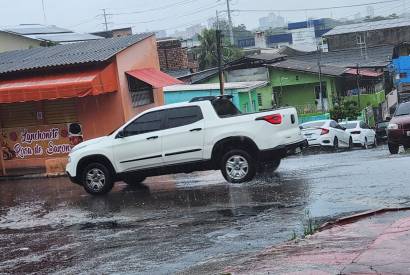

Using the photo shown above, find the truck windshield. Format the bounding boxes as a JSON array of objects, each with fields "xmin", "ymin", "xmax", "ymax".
[
  {"xmin": 395, "ymin": 102, "xmax": 410, "ymax": 116},
  {"xmin": 212, "ymin": 99, "xmax": 242, "ymax": 117}
]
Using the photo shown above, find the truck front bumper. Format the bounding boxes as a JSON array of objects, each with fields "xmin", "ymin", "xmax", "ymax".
[{"xmin": 259, "ymin": 139, "xmax": 308, "ymax": 161}]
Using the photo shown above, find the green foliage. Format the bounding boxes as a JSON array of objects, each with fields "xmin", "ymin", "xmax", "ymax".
[
  {"xmin": 303, "ymin": 210, "xmax": 318, "ymax": 237},
  {"xmin": 330, "ymin": 101, "xmax": 361, "ymax": 121},
  {"xmin": 196, "ymin": 28, "xmax": 244, "ymax": 70}
]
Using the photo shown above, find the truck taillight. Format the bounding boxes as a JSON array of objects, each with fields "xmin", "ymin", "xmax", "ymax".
[
  {"xmin": 256, "ymin": 114, "xmax": 282, "ymax": 124},
  {"xmin": 320, "ymin": 128, "xmax": 329, "ymax": 135}
]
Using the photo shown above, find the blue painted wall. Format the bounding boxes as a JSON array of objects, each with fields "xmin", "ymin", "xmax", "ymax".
[
  {"xmin": 393, "ymin": 56, "xmax": 410, "ymax": 86},
  {"xmin": 164, "ymin": 88, "xmax": 257, "ymax": 112}
]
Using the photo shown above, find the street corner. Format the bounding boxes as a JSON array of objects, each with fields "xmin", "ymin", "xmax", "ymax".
[{"xmin": 224, "ymin": 209, "xmax": 410, "ymax": 275}]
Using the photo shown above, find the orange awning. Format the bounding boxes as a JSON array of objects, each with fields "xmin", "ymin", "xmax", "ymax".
[
  {"xmin": 0, "ymin": 63, "xmax": 118, "ymax": 104},
  {"xmin": 126, "ymin": 68, "xmax": 183, "ymax": 88}
]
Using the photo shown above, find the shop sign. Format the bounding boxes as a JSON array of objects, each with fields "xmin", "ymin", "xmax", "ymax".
[{"xmin": 1, "ymin": 123, "xmax": 83, "ymax": 160}]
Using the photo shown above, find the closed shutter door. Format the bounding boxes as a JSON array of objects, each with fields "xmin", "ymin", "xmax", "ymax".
[
  {"xmin": 44, "ymin": 99, "xmax": 78, "ymax": 124},
  {"xmin": 0, "ymin": 103, "xmax": 37, "ymax": 128}
]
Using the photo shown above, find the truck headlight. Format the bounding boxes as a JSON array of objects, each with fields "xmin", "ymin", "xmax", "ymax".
[{"xmin": 387, "ymin": 123, "xmax": 399, "ymax": 130}]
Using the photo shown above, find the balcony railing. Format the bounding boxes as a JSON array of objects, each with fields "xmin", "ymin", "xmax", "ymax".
[{"xmin": 345, "ymin": 83, "xmax": 384, "ymax": 96}]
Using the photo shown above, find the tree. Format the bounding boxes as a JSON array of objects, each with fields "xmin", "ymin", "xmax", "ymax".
[
  {"xmin": 330, "ymin": 101, "xmax": 361, "ymax": 121},
  {"xmin": 212, "ymin": 20, "xmax": 253, "ymax": 45},
  {"xmin": 197, "ymin": 28, "xmax": 244, "ymax": 70}
]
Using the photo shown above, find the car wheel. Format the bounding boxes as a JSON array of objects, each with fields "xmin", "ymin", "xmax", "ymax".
[
  {"xmin": 221, "ymin": 149, "xmax": 256, "ymax": 183},
  {"xmin": 333, "ymin": 137, "xmax": 339, "ymax": 151},
  {"xmin": 348, "ymin": 137, "xmax": 353, "ymax": 150},
  {"xmin": 388, "ymin": 142, "xmax": 399, "ymax": 154},
  {"xmin": 123, "ymin": 174, "xmax": 146, "ymax": 186},
  {"xmin": 259, "ymin": 158, "xmax": 281, "ymax": 174},
  {"xmin": 82, "ymin": 162, "xmax": 114, "ymax": 195},
  {"xmin": 363, "ymin": 137, "xmax": 369, "ymax": 149}
]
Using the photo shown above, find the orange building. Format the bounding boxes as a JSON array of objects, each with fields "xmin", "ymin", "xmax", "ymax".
[{"xmin": 0, "ymin": 33, "xmax": 181, "ymax": 176}]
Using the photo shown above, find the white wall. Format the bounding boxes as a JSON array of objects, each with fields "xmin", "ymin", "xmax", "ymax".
[{"xmin": 0, "ymin": 32, "xmax": 41, "ymax": 53}]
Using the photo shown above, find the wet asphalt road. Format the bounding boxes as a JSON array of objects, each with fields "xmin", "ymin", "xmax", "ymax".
[{"xmin": 1, "ymin": 145, "xmax": 410, "ymax": 274}]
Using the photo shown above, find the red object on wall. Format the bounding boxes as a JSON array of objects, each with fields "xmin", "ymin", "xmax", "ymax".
[
  {"xmin": 0, "ymin": 63, "xmax": 118, "ymax": 104},
  {"xmin": 126, "ymin": 68, "xmax": 183, "ymax": 88}
]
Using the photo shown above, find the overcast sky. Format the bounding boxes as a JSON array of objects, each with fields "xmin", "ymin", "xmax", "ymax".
[{"xmin": 0, "ymin": 0, "xmax": 407, "ymax": 35}]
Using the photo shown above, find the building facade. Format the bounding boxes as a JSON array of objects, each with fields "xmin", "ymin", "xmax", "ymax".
[
  {"xmin": 324, "ymin": 18, "xmax": 410, "ymax": 51},
  {"xmin": 0, "ymin": 34, "xmax": 181, "ymax": 176},
  {"xmin": 163, "ymin": 82, "xmax": 268, "ymax": 113}
]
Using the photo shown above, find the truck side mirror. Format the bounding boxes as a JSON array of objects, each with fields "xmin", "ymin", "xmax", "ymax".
[{"xmin": 116, "ymin": 130, "xmax": 126, "ymax": 139}]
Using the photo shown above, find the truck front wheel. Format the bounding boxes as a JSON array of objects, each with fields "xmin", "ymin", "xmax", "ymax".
[
  {"xmin": 220, "ymin": 149, "xmax": 256, "ymax": 183},
  {"xmin": 82, "ymin": 162, "xmax": 114, "ymax": 195}
]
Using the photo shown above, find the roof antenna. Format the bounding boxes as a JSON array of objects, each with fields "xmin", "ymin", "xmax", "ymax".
[{"xmin": 41, "ymin": 0, "xmax": 48, "ymax": 25}]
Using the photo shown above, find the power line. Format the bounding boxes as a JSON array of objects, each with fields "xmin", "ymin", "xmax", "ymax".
[
  {"xmin": 113, "ymin": 2, "xmax": 222, "ymax": 27},
  {"xmin": 230, "ymin": 0, "xmax": 402, "ymax": 13},
  {"xmin": 109, "ymin": 0, "xmax": 203, "ymax": 15}
]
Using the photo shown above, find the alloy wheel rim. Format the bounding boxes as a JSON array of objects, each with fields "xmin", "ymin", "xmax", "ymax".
[
  {"xmin": 86, "ymin": 168, "xmax": 106, "ymax": 191},
  {"xmin": 226, "ymin": 155, "xmax": 249, "ymax": 180}
]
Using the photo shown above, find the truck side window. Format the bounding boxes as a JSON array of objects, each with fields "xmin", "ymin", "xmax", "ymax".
[
  {"xmin": 165, "ymin": 106, "xmax": 203, "ymax": 129},
  {"xmin": 124, "ymin": 110, "xmax": 164, "ymax": 136},
  {"xmin": 212, "ymin": 99, "xmax": 241, "ymax": 117}
]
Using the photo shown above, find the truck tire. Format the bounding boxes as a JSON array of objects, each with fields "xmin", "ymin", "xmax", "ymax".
[
  {"xmin": 259, "ymin": 158, "xmax": 281, "ymax": 174},
  {"xmin": 220, "ymin": 149, "xmax": 256, "ymax": 183},
  {"xmin": 388, "ymin": 142, "xmax": 399, "ymax": 154},
  {"xmin": 82, "ymin": 162, "xmax": 114, "ymax": 195},
  {"xmin": 123, "ymin": 174, "xmax": 146, "ymax": 186}
]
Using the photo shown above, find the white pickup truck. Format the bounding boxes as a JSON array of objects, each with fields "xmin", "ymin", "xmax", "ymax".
[{"xmin": 66, "ymin": 96, "xmax": 306, "ymax": 195}]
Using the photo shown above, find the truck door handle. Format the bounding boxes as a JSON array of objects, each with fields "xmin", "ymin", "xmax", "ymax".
[
  {"xmin": 146, "ymin": 136, "xmax": 158, "ymax": 140},
  {"xmin": 190, "ymin": 128, "xmax": 202, "ymax": 132}
]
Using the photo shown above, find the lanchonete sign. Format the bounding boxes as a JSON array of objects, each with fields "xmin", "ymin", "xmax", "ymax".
[{"xmin": 1, "ymin": 123, "xmax": 83, "ymax": 160}]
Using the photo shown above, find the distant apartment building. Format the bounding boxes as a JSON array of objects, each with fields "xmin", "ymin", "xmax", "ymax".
[
  {"xmin": 238, "ymin": 18, "xmax": 332, "ymax": 51},
  {"xmin": 323, "ymin": 18, "xmax": 410, "ymax": 51},
  {"xmin": 259, "ymin": 13, "xmax": 286, "ymax": 30}
]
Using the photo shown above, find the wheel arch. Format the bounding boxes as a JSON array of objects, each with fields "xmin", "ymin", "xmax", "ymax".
[
  {"xmin": 211, "ymin": 136, "xmax": 259, "ymax": 165},
  {"xmin": 76, "ymin": 154, "xmax": 117, "ymax": 180}
]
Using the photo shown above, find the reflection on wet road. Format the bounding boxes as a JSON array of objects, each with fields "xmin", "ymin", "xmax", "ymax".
[{"xmin": 1, "ymin": 146, "xmax": 410, "ymax": 274}]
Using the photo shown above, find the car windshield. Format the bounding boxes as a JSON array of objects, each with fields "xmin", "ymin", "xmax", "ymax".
[
  {"xmin": 395, "ymin": 102, "xmax": 410, "ymax": 116},
  {"xmin": 340, "ymin": 122, "xmax": 357, "ymax": 129},
  {"xmin": 300, "ymin": 121, "xmax": 326, "ymax": 129}
]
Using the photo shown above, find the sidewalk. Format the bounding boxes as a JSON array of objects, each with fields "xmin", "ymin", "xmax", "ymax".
[{"xmin": 226, "ymin": 209, "xmax": 410, "ymax": 274}]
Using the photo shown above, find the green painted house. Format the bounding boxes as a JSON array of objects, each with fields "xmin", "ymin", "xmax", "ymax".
[{"xmin": 267, "ymin": 60, "xmax": 386, "ymax": 114}]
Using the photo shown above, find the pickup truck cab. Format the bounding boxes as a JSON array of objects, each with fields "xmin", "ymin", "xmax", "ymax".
[{"xmin": 66, "ymin": 96, "xmax": 306, "ymax": 195}]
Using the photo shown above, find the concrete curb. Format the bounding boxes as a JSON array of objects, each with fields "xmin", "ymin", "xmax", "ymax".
[
  {"xmin": 0, "ymin": 172, "xmax": 66, "ymax": 181},
  {"xmin": 319, "ymin": 206, "xmax": 410, "ymax": 231}
]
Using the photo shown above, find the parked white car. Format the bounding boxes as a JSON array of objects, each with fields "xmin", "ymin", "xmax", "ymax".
[
  {"xmin": 66, "ymin": 96, "xmax": 306, "ymax": 195},
  {"xmin": 300, "ymin": 120, "xmax": 352, "ymax": 149},
  {"xmin": 340, "ymin": 120, "xmax": 377, "ymax": 149}
]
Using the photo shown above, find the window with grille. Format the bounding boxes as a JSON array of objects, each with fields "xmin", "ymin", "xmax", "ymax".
[
  {"xmin": 127, "ymin": 76, "xmax": 154, "ymax": 107},
  {"xmin": 257, "ymin": 93, "xmax": 263, "ymax": 106}
]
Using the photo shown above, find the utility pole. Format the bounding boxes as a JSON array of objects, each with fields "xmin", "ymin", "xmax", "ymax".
[
  {"xmin": 41, "ymin": 0, "xmax": 48, "ymax": 25},
  {"xmin": 226, "ymin": 0, "xmax": 234, "ymax": 46},
  {"xmin": 356, "ymin": 63, "xmax": 361, "ymax": 108},
  {"xmin": 216, "ymin": 29, "xmax": 224, "ymax": 95},
  {"xmin": 317, "ymin": 44, "xmax": 324, "ymax": 111},
  {"xmin": 102, "ymin": 9, "xmax": 109, "ymax": 31}
]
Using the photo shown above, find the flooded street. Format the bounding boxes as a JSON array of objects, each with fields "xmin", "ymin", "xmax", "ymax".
[{"xmin": 1, "ymin": 146, "xmax": 410, "ymax": 274}]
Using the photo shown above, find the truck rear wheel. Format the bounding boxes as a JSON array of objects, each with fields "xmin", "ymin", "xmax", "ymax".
[
  {"xmin": 388, "ymin": 142, "xmax": 399, "ymax": 154},
  {"xmin": 220, "ymin": 149, "xmax": 256, "ymax": 183},
  {"xmin": 259, "ymin": 158, "xmax": 281, "ymax": 173},
  {"xmin": 82, "ymin": 162, "xmax": 114, "ymax": 195},
  {"xmin": 123, "ymin": 174, "xmax": 146, "ymax": 186}
]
